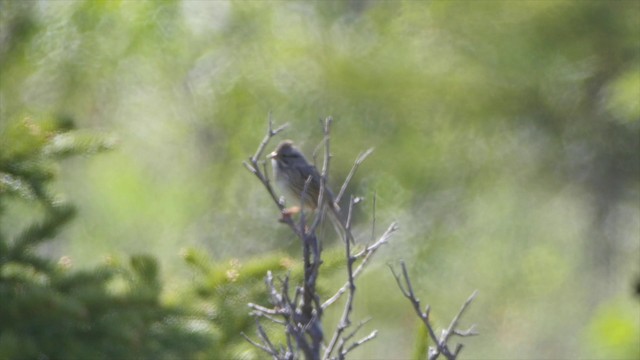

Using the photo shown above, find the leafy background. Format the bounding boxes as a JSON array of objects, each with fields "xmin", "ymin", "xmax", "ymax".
[{"xmin": 1, "ymin": 0, "xmax": 639, "ymax": 359}]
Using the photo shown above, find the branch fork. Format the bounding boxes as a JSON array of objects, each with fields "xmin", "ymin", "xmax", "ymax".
[{"xmin": 391, "ymin": 261, "xmax": 478, "ymax": 360}]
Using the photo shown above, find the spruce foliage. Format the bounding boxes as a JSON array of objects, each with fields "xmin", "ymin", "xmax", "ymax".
[{"xmin": 0, "ymin": 117, "xmax": 208, "ymax": 359}]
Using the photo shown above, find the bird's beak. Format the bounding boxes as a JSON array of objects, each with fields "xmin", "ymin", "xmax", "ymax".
[{"xmin": 267, "ymin": 151, "xmax": 277, "ymax": 159}]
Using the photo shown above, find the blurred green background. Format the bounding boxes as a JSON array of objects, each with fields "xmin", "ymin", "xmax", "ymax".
[{"xmin": 1, "ymin": 0, "xmax": 639, "ymax": 359}]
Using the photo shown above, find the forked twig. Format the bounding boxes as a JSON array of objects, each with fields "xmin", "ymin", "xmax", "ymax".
[
  {"xmin": 337, "ymin": 318, "xmax": 376, "ymax": 358},
  {"xmin": 340, "ymin": 330, "xmax": 378, "ymax": 358},
  {"xmin": 243, "ymin": 114, "xmax": 289, "ymax": 212},
  {"xmin": 322, "ymin": 221, "xmax": 399, "ymax": 309},
  {"xmin": 250, "ymin": 113, "xmax": 289, "ymax": 165},
  {"xmin": 390, "ymin": 261, "xmax": 478, "ymax": 360}
]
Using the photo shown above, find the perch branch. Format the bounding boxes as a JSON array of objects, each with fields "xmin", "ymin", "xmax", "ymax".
[
  {"xmin": 242, "ymin": 114, "xmax": 289, "ymax": 212},
  {"xmin": 323, "ymin": 197, "xmax": 359, "ymax": 360}
]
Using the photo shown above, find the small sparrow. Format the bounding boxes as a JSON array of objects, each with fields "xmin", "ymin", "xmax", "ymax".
[{"xmin": 268, "ymin": 140, "xmax": 354, "ymax": 243}]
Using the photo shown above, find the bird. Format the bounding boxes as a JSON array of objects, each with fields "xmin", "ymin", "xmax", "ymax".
[{"xmin": 268, "ymin": 140, "xmax": 354, "ymax": 244}]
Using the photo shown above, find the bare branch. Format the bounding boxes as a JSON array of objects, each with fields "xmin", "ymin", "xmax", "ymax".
[
  {"xmin": 251, "ymin": 113, "xmax": 289, "ymax": 163},
  {"xmin": 243, "ymin": 161, "xmax": 257, "ymax": 174},
  {"xmin": 309, "ymin": 178, "xmax": 326, "ymax": 235},
  {"xmin": 301, "ymin": 175, "xmax": 314, "ymax": 232},
  {"xmin": 334, "ymin": 318, "xmax": 374, "ymax": 359},
  {"xmin": 321, "ymin": 117, "xmax": 332, "ymax": 181},
  {"xmin": 345, "ymin": 195, "xmax": 356, "ymax": 230},
  {"xmin": 390, "ymin": 262, "xmax": 441, "ymax": 356},
  {"xmin": 312, "ymin": 136, "xmax": 329, "ymax": 167},
  {"xmin": 370, "ymin": 191, "xmax": 377, "ymax": 243},
  {"xmin": 438, "ymin": 290, "xmax": 479, "ymax": 349},
  {"xmin": 285, "ymin": 330, "xmax": 295, "ymax": 359},
  {"xmin": 335, "ymin": 147, "xmax": 374, "ymax": 204},
  {"xmin": 391, "ymin": 262, "xmax": 478, "ymax": 360},
  {"xmin": 340, "ymin": 330, "xmax": 378, "ymax": 358},
  {"xmin": 316, "ymin": 117, "xmax": 332, "ymax": 229},
  {"xmin": 453, "ymin": 324, "xmax": 478, "ymax": 337},
  {"xmin": 323, "ymin": 222, "xmax": 399, "ymax": 309},
  {"xmin": 323, "ymin": 196, "xmax": 361, "ymax": 360},
  {"xmin": 249, "ymin": 302, "xmax": 279, "ymax": 315},
  {"xmin": 256, "ymin": 320, "xmax": 279, "ymax": 354},
  {"xmin": 243, "ymin": 115, "xmax": 289, "ymax": 213},
  {"xmin": 342, "ymin": 317, "xmax": 372, "ymax": 343},
  {"xmin": 241, "ymin": 331, "xmax": 279, "ymax": 357}
]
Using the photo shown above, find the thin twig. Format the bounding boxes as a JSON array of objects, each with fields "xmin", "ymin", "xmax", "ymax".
[
  {"xmin": 345, "ymin": 195, "xmax": 356, "ymax": 230},
  {"xmin": 322, "ymin": 222, "xmax": 399, "ymax": 309},
  {"xmin": 321, "ymin": 117, "xmax": 332, "ymax": 180},
  {"xmin": 251, "ymin": 113, "xmax": 289, "ymax": 163},
  {"xmin": 336, "ymin": 318, "xmax": 373, "ymax": 359},
  {"xmin": 323, "ymin": 197, "xmax": 359, "ymax": 360},
  {"xmin": 440, "ymin": 290, "xmax": 479, "ymax": 345},
  {"xmin": 371, "ymin": 191, "xmax": 377, "ymax": 243},
  {"xmin": 300, "ymin": 175, "xmax": 313, "ymax": 234},
  {"xmin": 256, "ymin": 319, "xmax": 279, "ymax": 354},
  {"xmin": 243, "ymin": 115, "xmax": 289, "ymax": 212},
  {"xmin": 340, "ymin": 330, "xmax": 378, "ymax": 358},
  {"xmin": 453, "ymin": 324, "xmax": 478, "ymax": 337},
  {"xmin": 335, "ymin": 147, "xmax": 374, "ymax": 204},
  {"xmin": 241, "ymin": 331, "xmax": 279, "ymax": 357},
  {"xmin": 391, "ymin": 262, "xmax": 478, "ymax": 360},
  {"xmin": 285, "ymin": 330, "xmax": 294, "ymax": 359},
  {"xmin": 342, "ymin": 317, "xmax": 372, "ymax": 343},
  {"xmin": 390, "ymin": 262, "xmax": 441, "ymax": 355},
  {"xmin": 312, "ymin": 136, "xmax": 329, "ymax": 167},
  {"xmin": 312, "ymin": 117, "xmax": 332, "ymax": 233},
  {"xmin": 248, "ymin": 303, "xmax": 280, "ymax": 316}
]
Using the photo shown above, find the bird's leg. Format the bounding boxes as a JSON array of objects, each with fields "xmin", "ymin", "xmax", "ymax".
[{"xmin": 279, "ymin": 206, "xmax": 301, "ymax": 223}]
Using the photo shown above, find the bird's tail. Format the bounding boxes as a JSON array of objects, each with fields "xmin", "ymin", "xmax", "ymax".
[{"xmin": 327, "ymin": 205, "xmax": 355, "ymax": 244}]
